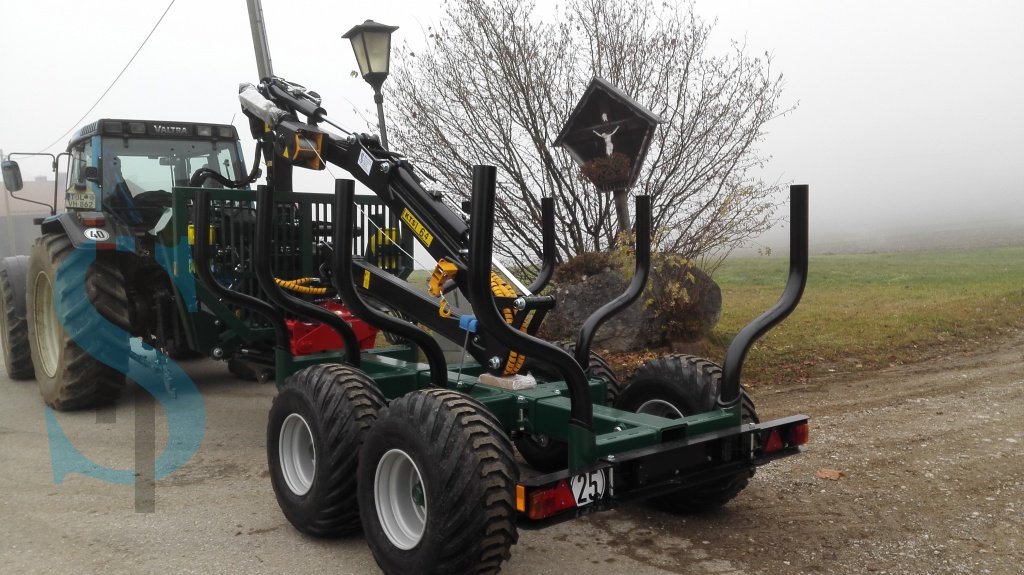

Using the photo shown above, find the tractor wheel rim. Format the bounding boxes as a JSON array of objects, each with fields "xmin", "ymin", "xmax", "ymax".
[
  {"xmin": 374, "ymin": 448, "xmax": 427, "ymax": 550},
  {"xmin": 279, "ymin": 413, "xmax": 316, "ymax": 496},
  {"xmin": 636, "ymin": 399, "xmax": 685, "ymax": 420},
  {"xmin": 33, "ymin": 272, "xmax": 61, "ymax": 378}
]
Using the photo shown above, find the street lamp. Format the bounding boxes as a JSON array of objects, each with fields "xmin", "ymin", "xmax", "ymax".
[{"xmin": 343, "ymin": 19, "xmax": 399, "ymax": 149}]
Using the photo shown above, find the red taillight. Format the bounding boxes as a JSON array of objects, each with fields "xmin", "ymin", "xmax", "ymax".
[
  {"xmin": 788, "ymin": 422, "xmax": 810, "ymax": 446},
  {"xmin": 80, "ymin": 213, "xmax": 105, "ymax": 227},
  {"xmin": 526, "ymin": 480, "xmax": 576, "ymax": 520},
  {"xmin": 763, "ymin": 422, "xmax": 809, "ymax": 454},
  {"xmin": 763, "ymin": 429, "xmax": 785, "ymax": 454}
]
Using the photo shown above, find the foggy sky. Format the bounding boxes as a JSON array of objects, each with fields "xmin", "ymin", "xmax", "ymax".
[{"xmin": 1, "ymin": 0, "xmax": 1021, "ymax": 252}]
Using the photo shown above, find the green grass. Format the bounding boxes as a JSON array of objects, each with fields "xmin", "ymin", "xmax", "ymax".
[{"xmin": 708, "ymin": 246, "xmax": 1024, "ymax": 386}]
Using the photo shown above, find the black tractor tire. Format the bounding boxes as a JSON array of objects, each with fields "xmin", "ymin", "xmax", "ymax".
[
  {"xmin": 516, "ymin": 342, "xmax": 621, "ymax": 472},
  {"xmin": 358, "ymin": 389, "xmax": 518, "ymax": 575},
  {"xmin": 1, "ymin": 255, "xmax": 34, "ymax": 379},
  {"xmin": 267, "ymin": 363, "xmax": 386, "ymax": 537},
  {"xmin": 616, "ymin": 354, "xmax": 759, "ymax": 513},
  {"xmin": 26, "ymin": 234, "xmax": 128, "ymax": 410}
]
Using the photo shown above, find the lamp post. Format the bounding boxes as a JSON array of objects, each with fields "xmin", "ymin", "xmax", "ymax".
[{"xmin": 343, "ymin": 20, "xmax": 399, "ymax": 149}]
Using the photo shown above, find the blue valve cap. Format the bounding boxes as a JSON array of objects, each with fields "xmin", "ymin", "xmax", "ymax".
[{"xmin": 459, "ymin": 315, "xmax": 479, "ymax": 333}]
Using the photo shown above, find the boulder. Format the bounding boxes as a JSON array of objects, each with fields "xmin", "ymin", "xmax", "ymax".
[{"xmin": 539, "ymin": 253, "xmax": 721, "ymax": 352}]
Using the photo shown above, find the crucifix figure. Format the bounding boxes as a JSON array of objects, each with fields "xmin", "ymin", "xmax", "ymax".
[
  {"xmin": 593, "ymin": 112, "xmax": 619, "ymax": 156},
  {"xmin": 593, "ymin": 125, "xmax": 619, "ymax": 156}
]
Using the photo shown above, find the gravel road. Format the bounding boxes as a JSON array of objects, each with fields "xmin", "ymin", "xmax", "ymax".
[{"xmin": 1, "ymin": 332, "xmax": 1021, "ymax": 575}]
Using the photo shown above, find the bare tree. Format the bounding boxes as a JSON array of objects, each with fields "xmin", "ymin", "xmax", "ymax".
[{"xmin": 387, "ymin": 0, "xmax": 790, "ymax": 273}]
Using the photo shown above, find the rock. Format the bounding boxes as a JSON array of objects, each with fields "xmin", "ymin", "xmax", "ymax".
[
  {"xmin": 539, "ymin": 252, "xmax": 722, "ymax": 352},
  {"xmin": 542, "ymin": 269, "xmax": 649, "ymax": 352}
]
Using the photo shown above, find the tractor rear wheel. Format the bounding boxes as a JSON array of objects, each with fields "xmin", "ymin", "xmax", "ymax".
[
  {"xmin": 616, "ymin": 354, "xmax": 759, "ymax": 513},
  {"xmin": 26, "ymin": 234, "xmax": 127, "ymax": 410},
  {"xmin": 516, "ymin": 342, "xmax": 621, "ymax": 472},
  {"xmin": 358, "ymin": 389, "xmax": 518, "ymax": 575},
  {"xmin": 1, "ymin": 255, "xmax": 34, "ymax": 379},
  {"xmin": 267, "ymin": 363, "xmax": 385, "ymax": 537}
]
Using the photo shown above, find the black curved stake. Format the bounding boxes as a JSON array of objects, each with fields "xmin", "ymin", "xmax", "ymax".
[
  {"xmin": 573, "ymin": 195, "xmax": 651, "ymax": 368},
  {"xmin": 331, "ymin": 179, "xmax": 448, "ymax": 387},
  {"xmin": 720, "ymin": 184, "xmax": 809, "ymax": 407}
]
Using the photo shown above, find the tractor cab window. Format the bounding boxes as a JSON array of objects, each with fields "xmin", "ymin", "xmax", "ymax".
[
  {"xmin": 100, "ymin": 138, "xmax": 244, "ymax": 197},
  {"xmin": 100, "ymin": 137, "xmax": 244, "ymax": 227},
  {"xmin": 66, "ymin": 143, "xmax": 91, "ymax": 192}
]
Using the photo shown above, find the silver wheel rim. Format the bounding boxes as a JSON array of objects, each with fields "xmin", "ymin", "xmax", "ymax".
[
  {"xmin": 374, "ymin": 448, "xmax": 427, "ymax": 550},
  {"xmin": 279, "ymin": 413, "xmax": 316, "ymax": 496},
  {"xmin": 636, "ymin": 399, "xmax": 685, "ymax": 419},
  {"xmin": 33, "ymin": 272, "xmax": 61, "ymax": 378}
]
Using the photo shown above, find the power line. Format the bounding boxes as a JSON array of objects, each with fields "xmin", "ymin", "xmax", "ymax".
[{"xmin": 37, "ymin": 0, "xmax": 176, "ymax": 153}]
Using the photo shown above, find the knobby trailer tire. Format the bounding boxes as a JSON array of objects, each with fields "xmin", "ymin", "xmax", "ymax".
[
  {"xmin": 617, "ymin": 354, "xmax": 760, "ymax": 513},
  {"xmin": 359, "ymin": 389, "xmax": 518, "ymax": 575},
  {"xmin": 267, "ymin": 363, "xmax": 386, "ymax": 537}
]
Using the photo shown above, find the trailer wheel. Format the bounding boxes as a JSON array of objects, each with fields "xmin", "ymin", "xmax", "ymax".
[
  {"xmin": 27, "ymin": 235, "xmax": 127, "ymax": 410},
  {"xmin": 359, "ymin": 389, "xmax": 518, "ymax": 575},
  {"xmin": 516, "ymin": 342, "xmax": 621, "ymax": 472},
  {"xmin": 1, "ymin": 256, "xmax": 34, "ymax": 379},
  {"xmin": 617, "ymin": 354, "xmax": 759, "ymax": 513},
  {"xmin": 267, "ymin": 363, "xmax": 385, "ymax": 537}
]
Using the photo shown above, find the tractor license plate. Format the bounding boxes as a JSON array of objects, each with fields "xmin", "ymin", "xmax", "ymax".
[
  {"xmin": 569, "ymin": 469, "xmax": 606, "ymax": 507},
  {"xmin": 66, "ymin": 194, "xmax": 96, "ymax": 209}
]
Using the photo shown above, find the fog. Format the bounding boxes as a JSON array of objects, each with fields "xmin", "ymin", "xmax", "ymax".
[
  {"xmin": 706, "ymin": 1, "xmax": 1024, "ymax": 254},
  {"xmin": 1, "ymin": 0, "xmax": 1021, "ymax": 255}
]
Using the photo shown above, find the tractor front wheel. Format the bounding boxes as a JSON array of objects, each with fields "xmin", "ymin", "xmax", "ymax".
[
  {"xmin": 267, "ymin": 363, "xmax": 385, "ymax": 537},
  {"xmin": 26, "ymin": 235, "xmax": 126, "ymax": 410},
  {"xmin": 617, "ymin": 354, "xmax": 759, "ymax": 513},
  {"xmin": 358, "ymin": 389, "xmax": 518, "ymax": 575}
]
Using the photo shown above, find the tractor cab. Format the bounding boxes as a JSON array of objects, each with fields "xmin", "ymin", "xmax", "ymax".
[{"xmin": 62, "ymin": 119, "xmax": 248, "ymax": 229}]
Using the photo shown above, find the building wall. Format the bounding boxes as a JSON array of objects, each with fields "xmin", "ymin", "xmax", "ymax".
[{"xmin": 0, "ymin": 214, "xmax": 43, "ymax": 257}]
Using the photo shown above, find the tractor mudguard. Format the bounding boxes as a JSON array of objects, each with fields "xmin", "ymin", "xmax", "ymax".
[{"xmin": 40, "ymin": 213, "xmax": 120, "ymax": 249}]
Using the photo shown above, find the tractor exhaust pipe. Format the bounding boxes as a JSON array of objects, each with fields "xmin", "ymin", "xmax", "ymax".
[{"xmin": 720, "ymin": 184, "xmax": 809, "ymax": 407}]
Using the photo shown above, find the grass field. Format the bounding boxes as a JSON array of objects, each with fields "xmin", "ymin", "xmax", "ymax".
[
  {"xmin": 404, "ymin": 246, "xmax": 1024, "ymax": 387},
  {"xmin": 705, "ymin": 246, "xmax": 1024, "ymax": 386}
]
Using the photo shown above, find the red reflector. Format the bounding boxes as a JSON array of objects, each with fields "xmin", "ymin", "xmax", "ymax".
[
  {"xmin": 764, "ymin": 429, "xmax": 785, "ymax": 454},
  {"xmin": 527, "ymin": 480, "xmax": 576, "ymax": 520},
  {"xmin": 81, "ymin": 214, "xmax": 105, "ymax": 227},
  {"xmin": 788, "ymin": 423, "xmax": 809, "ymax": 446}
]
